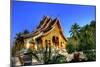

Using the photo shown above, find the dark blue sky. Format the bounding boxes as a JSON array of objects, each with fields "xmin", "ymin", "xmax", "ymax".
[{"xmin": 12, "ymin": 1, "xmax": 96, "ymax": 41}]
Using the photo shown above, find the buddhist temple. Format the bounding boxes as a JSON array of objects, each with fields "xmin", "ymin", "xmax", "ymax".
[{"xmin": 22, "ymin": 16, "xmax": 68, "ymax": 50}]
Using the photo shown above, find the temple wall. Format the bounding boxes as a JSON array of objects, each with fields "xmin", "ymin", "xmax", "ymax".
[{"xmin": 42, "ymin": 23, "xmax": 67, "ymax": 49}]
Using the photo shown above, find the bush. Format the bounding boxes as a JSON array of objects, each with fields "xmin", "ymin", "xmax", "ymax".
[
  {"xmin": 84, "ymin": 50, "xmax": 96, "ymax": 61},
  {"xmin": 51, "ymin": 54, "xmax": 67, "ymax": 64},
  {"xmin": 66, "ymin": 44, "xmax": 75, "ymax": 54}
]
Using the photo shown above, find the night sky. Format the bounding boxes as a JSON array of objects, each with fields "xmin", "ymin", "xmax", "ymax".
[{"xmin": 12, "ymin": 1, "xmax": 96, "ymax": 42}]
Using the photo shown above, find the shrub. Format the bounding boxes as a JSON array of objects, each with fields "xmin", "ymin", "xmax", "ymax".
[
  {"xmin": 51, "ymin": 54, "xmax": 67, "ymax": 64},
  {"xmin": 84, "ymin": 50, "xmax": 96, "ymax": 61},
  {"xmin": 66, "ymin": 44, "xmax": 75, "ymax": 54}
]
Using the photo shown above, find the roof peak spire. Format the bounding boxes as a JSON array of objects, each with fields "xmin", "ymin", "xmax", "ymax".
[
  {"xmin": 55, "ymin": 17, "xmax": 59, "ymax": 20},
  {"xmin": 43, "ymin": 16, "xmax": 49, "ymax": 19}
]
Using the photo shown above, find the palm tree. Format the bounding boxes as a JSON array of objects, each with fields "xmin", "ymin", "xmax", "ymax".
[
  {"xmin": 70, "ymin": 23, "xmax": 80, "ymax": 37},
  {"xmin": 69, "ymin": 23, "xmax": 80, "ymax": 50}
]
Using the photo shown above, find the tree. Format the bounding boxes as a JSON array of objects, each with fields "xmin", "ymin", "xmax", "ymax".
[
  {"xmin": 78, "ymin": 21, "xmax": 96, "ymax": 51},
  {"xmin": 78, "ymin": 25, "xmax": 90, "ymax": 50},
  {"xmin": 89, "ymin": 21, "xmax": 96, "ymax": 49},
  {"xmin": 23, "ymin": 29, "xmax": 29, "ymax": 34},
  {"xmin": 12, "ymin": 32, "xmax": 25, "ymax": 56},
  {"xmin": 68, "ymin": 21, "xmax": 96, "ymax": 62},
  {"xmin": 69, "ymin": 23, "xmax": 80, "ymax": 50}
]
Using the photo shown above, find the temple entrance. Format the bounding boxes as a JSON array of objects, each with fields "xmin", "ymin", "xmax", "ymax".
[{"xmin": 52, "ymin": 36, "xmax": 59, "ymax": 47}]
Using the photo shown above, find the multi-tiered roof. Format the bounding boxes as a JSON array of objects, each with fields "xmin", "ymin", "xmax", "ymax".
[{"xmin": 22, "ymin": 16, "xmax": 67, "ymax": 41}]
